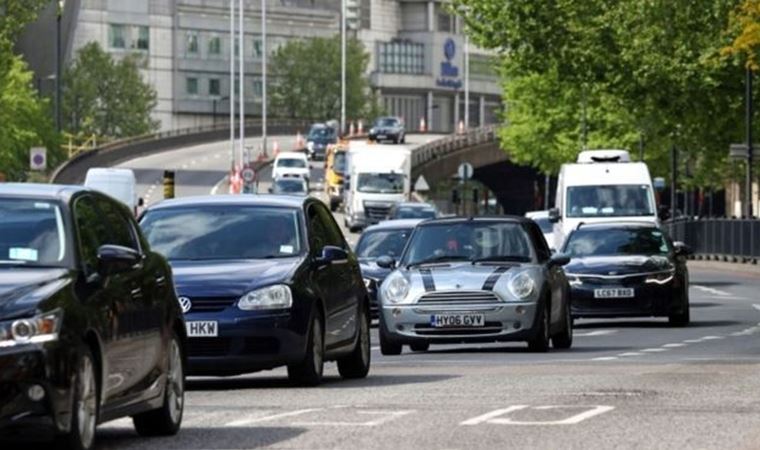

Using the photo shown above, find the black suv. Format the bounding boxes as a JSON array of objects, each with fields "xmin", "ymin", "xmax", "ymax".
[
  {"xmin": 369, "ymin": 117, "xmax": 405, "ymax": 144},
  {"xmin": 0, "ymin": 184, "xmax": 185, "ymax": 450},
  {"xmin": 140, "ymin": 195, "xmax": 371, "ymax": 386}
]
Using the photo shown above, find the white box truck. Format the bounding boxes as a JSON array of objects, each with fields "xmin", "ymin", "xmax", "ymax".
[
  {"xmin": 344, "ymin": 144, "xmax": 411, "ymax": 232},
  {"xmin": 550, "ymin": 150, "xmax": 660, "ymax": 249}
]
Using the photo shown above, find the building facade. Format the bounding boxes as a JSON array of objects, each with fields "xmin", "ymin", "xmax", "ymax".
[{"xmin": 19, "ymin": 0, "xmax": 501, "ymax": 133}]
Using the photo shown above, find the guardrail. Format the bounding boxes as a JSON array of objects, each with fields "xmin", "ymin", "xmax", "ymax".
[
  {"xmin": 411, "ymin": 125, "xmax": 498, "ymax": 169},
  {"xmin": 664, "ymin": 218, "xmax": 760, "ymax": 263},
  {"xmin": 51, "ymin": 118, "xmax": 312, "ymax": 184}
]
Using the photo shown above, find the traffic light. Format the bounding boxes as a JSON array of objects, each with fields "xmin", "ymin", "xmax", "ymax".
[{"xmin": 346, "ymin": 0, "xmax": 359, "ymax": 30}]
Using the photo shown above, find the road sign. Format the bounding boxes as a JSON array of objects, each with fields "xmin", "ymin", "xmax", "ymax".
[
  {"xmin": 729, "ymin": 143, "xmax": 758, "ymax": 159},
  {"xmin": 414, "ymin": 175, "xmax": 430, "ymax": 192},
  {"xmin": 241, "ymin": 167, "xmax": 256, "ymax": 183},
  {"xmin": 30, "ymin": 147, "xmax": 46, "ymax": 171},
  {"xmin": 458, "ymin": 162, "xmax": 474, "ymax": 181}
]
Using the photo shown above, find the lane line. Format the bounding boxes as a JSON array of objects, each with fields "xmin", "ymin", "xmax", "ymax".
[
  {"xmin": 618, "ymin": 352, "xmax": 644, "ymax": 357},
  {"xmin": 225, "ymin": 408, "xmax": 321, "ymax": 427},
  {"xmin": 575, "ymin": 330, "xmax": 618, "ymax": 337},
  {"xmin": 591, "ymin": 356, "xmax": 619, "ymax": 361},
  {"xmin": 662, "ymin": 343, "xmax": 686, "ymax": 348},
  {"xmin": 692, "ymin": 285, "xmax": 732, "ymax": 297},
  {"xmin": 641, "ymin": 348, "xmax": 667, "ymax": 353},
  {"xmin": 461, "ymin": 406, "xmax": 529, "ymax": 426},
  {"xmin": 753, "ymin": 304, "xmax": 760, "ymax": 311}
]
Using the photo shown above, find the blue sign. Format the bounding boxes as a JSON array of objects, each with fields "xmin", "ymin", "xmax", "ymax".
[{"xmin": 436, "ymin": 38, "xmax": 461, "ymax": 89}]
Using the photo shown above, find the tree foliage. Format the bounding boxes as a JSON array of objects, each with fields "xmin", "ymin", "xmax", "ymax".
[
  {"xmin": 723, "ymin": 0, "xmax": 760, "ymax": 69},
  {"xmin": 269, "ymin": 35, "xmax": 376, "ymax": 121},
  {"xmin": 455, "ymin": 0, "xmax": 752, "ymax": 188},
  {"xmin": 63, "ymin": 42, "xmax": 159, "ymax": 138}
]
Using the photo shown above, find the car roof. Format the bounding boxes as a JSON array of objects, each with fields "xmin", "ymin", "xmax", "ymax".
[
  {"xmin": 525, "ymin": 210, "xmax": 549, "ymax": 218},
  {"xmin": 575, "ymin": 220, "xmax": 660, "ymax": 230},
  {"xmin": 395, "ymin": 202, "xmax": 435, "ymax": 209},
  {"xmin": 275, "ymin": 152, "xmax": 307, "ymax": 159},
  {"xmin": 417, "ymin": 216, "xmax": 532, "ymax": 226},
  {"xmin": 146, "ymin": 194, "xmax": 310, "ymax": 211},
  {"xmin": 363, "ymin": 219, "xmax": 425, "ymax": 232},
  {"xmin": 0, "ymin": 183, "xmax": 87, "ymax": 201}
]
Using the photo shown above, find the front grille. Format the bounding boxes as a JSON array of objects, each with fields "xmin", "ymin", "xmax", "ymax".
[
  {"xmin": 242, "ymin": 338, "xmax": 280, "ymax": 355},
  {"xmin": 364, "ymin": 203, "xmax": 391, "ymax": 221},
  {"xmin": 575, "ymin": 275, "xmax": 646, "ymax": 287},
  {"xmin": 417, "ymin": 290, "xmax": 501, "ymax": 305},
  {"xmin": 187, "ymin": 338, "xmax": 231, "ymax": 357},
  {"xmin": 188, "ymin": 297, "xmax": 236, "ymax": 313},
  {"xmin": 414, "ymin": 322, "xmax": 503, "ymax": 336}
]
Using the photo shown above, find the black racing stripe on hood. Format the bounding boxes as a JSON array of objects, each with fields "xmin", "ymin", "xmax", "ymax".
[
  {"xmin": 482, "ymin": 266, "xmax": 511, "ymax": 291},
  {"xmin": 419, "ymin": 268, "xmax": 436, "ymax": 292}
]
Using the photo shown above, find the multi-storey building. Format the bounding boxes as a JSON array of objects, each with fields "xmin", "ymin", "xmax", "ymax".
[{"xmin": 18, "ymin": 0, "xmax": 501, "ymax": 133}]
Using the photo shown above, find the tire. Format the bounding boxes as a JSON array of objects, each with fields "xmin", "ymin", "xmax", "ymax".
[
  {"xmin": 288, "ymin": 308, "xmax": 324, "ymax": 386},
  {"xmin": 669, "ymin": 286, "xmax": 691, "ymax": 327},
  {"xmin": 337, "ymin": 303, "xmax": 371, "ymax": 379},
  {"xmin": 379, "ymin": 324, "xmax": 402, "ymax": 356},
  {"xmin": 552, "ymin": 302, "xmax": 574, "ymax": 350},
  {"xmin": 60, "ymin": 348, "xmax": 98, "ymax": 450},
  {"xmin": 133, "ymin": 333, "xmax": 184, "ymax": 436},
  {"xmin": 409, "ymin": 342, "xmax": 429, "ymax": 352},
  {"xmin": 527, "ymin": 301, "xmax": 551, "ymax": 352}
]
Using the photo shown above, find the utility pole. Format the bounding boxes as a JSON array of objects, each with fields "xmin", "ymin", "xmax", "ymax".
[
  {"xmin": 340, "ymin": 0, "xmax": 347, "ymax": 136},
  {"xmin": 670, "ymin": 145, "xmax": 678, "ymax": 216},
  {"xmin": 229, "ymin": 0, "xmax": 236, "ymax": 170},
  {"xmin": 463, "ymin": 28, "xmax": 470, "ymax": 129},
  {"xmin": 55, "ymin": 0, "xmax": 64, "ymax": 133},
  {"xmin": 238, "ymin": 0, "xmax": 245, "ymax": 165},
  {"xmin": 261, "ymin": 0, "xmax": 268, "ymax": 157},
  {"xmin": 746, "ymin": 66, "xmax": 754, "ymax": 217}
]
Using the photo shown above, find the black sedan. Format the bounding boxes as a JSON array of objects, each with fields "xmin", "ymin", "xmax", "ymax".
[
  {"xmin": 368, "ymin": 117, "xmax": 405, "ymax": 144},
  {"xmin": 0, "ymin": 184, "xmax": 185, "ymax": 450},
  {"xmin": 355, "ymin": 219, "xmax": 422, "ymax": 318},
  {"xmin": 562, "ymin": 221, "xmax": 691, "ymax": 326},
  {"xmin": 139, "ymin": 195, "xmax": 370, "ymax": 386},
  {"xmin": 387, "ymin": 202, "xmax": 438, "ymax": 220}
]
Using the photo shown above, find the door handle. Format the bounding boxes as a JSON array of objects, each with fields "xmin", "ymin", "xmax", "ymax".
[
  {"xmin": 130, "ymin": 287, "xmax": 143, "ymax": 299},
  {"xmin": 155, "ymin": 275, "xmax": 166, "ymax": 286}
]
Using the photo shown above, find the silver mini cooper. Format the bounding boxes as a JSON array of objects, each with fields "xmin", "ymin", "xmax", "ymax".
[{"xmin": 376, "ymin": 217, "xmax": 572, "ymax": 354}]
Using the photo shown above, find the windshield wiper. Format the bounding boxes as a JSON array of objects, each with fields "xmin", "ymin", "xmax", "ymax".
[
  {"xmin": 471, "ymin": 255, "xmax": 530, "ymax": 264},
  {"xmin": 407, "ymin": 255, "xmax": 469, "ymax": 268}
]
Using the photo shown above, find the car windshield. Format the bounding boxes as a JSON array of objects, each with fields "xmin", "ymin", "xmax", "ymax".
[
  {"xmin": 0, "ymin": 198, "xmax": 67, "ymax": 267},
  {"xmin": 355, "ymin": 228, "xmax": 413, "ymax": 260},
  {"xmin": 140, "ymin": 206, "xmax": 302, "ymax": 260},
  {"xmin": 277, "ymin": 158, "xmax": 307, "ymax": 168},
  {"xmin": 401, "ymin": 222, "xmax": 535, "ymax": 266},
  {"xmin": 393, "ymin": 206, "xmax": 436, "ymax": 219},
  {"xmin": 532, "ymin": 217, "xmax": 553, "ymax": 233},
  {"xmin": 566, "ymin": 185, "xmax": 655, "ymax": 218},
  {"xmin": 357, "ymin": 173, "xmax": 404, "ymax": 193},
  {"xmin": 563, "ymin": 227, "xmax": 670, "ymax": 258},
  {"xmin": 375, "ymin": 118, "xmax": 398, "ymax": 127},
  {"xmin": 333, "ymin": 152, "xmax": 347, "ymax": 174},
  {"xmin": 273, "ymin": 179, "xmax": 307, "ymax": 194},
  {"xmin": 308, "ymin": 127, "xmax": 336, "ymax": 140}
]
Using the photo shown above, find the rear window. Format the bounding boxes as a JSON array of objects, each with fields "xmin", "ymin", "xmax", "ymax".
[
  {"xmin": 277, "ymin": 158, "xmax": 307, "ymax": 169},
  {"xmin": 563, "ymin": 227, "xmax": 670, "ymax": 257},
  {"xmin": 355, "ymin": 228, "xmax": 413, "ymax": 260}
]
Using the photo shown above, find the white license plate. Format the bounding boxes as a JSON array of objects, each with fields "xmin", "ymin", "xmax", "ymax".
[
  {"xmin": 186, "ymin": 321, "xmax": 218, "ymax": 337},
  {"xmin": 430, "ymin": 314, "xmax": 485, "ymax": 328},
  {"xmin": 376, "ymin": 135, "xmax": 387, "ymax": 139},
  {"xmin": 594, "ymin": 288, "xmax": 635, "ymax": 299}
]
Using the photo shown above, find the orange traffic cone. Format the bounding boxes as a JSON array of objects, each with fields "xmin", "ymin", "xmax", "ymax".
[
  {"xmin": 357, "ymin": 120, "xmax": 364, "ymax": 135},
  {"xmin": 419, "ymin": 117, "xmax": 427, "ymax": 133},
  {"xmin": 295, "ymin": 132, "xmax": 304, "ymax": 149},
  {"xmin": 457, "ymin": 120, "xmax": 465, "ymax": 134},
  {"xmin": 349, "ymin": 122, "xmax": 355, "ymax": 137}
]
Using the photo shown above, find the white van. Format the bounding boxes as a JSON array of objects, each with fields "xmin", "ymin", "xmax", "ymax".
[
  {"xmin": 84, "ymin": 168, "xmax": 141, "ymax": 215},
  {"xmin": 550, "ymin": 150, "xmax": 659, "ymax": 249}
]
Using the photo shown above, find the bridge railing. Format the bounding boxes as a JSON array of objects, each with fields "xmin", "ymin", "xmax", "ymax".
[
  {"xmin": 411, "ymin": 125, "xmax": 498, "ymax": 169},
  {"xmin": 664, "ymin": 217, "xmax": 760, "ymax": 263}
]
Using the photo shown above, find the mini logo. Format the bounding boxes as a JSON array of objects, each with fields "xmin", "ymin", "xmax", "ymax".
[{"xmin": 178, "ymin": 297, "xmax": 192, "ymax": 313}]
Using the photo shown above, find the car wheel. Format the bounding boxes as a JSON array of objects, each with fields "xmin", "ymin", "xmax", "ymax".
[
  {"xmin": 337, "ymin": 303, "xmax": 371, "ymax": 379},
  {"xmin": 401, "ymin": 136, "xmax": 406, "ymax": 144},
  {"xmin": 60, "ymin": 348, "xmax": 98, "ymax": 450},
  {"xmin": 527, "ymin": 301, "xmax": 551, "ymax": 352},
  {"xmin": 133, "ymin": 332, "xmax": 184, "ymax": 436},
  {"xmin": 288, "ymin": 308, "xmax": 324, "ymax": 386},
  {"xmin": 409, "ymin": 342, "xmax": 429, "ymax": 352},
  {"xmin": 552, "ymin": 302, "xmax": 574, "ymax": 350},
  {"xmin": 669, "ymin": 286, "xmax": 691, "ymax": 327},
  {"xmin": 379, "ymin": 324, "xmax": 402, "ymax": 356}
]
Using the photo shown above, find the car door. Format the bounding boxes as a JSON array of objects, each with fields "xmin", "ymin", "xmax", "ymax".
[
  {"xmin": 315, "ymin": 203, "xmax": 359, "ymax": 347},
  {"xmin": 527, "ymin": 223, "xmax": 565, "ymax": 326}
]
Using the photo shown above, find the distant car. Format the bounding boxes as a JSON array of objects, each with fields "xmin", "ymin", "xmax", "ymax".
[
  {"xmin": 377, "ymin": 216, "xmax": 573, "ymax": 354},
  {"xmin": 270, "ymin": 177, "xmax": 309, "ymax": 196},
  {"xmin": 272, "ymin": 152, "xmax": 310, "ymax": 183},
  {"xmin": 139, "ymin": 195, "xmax": 371, "ymax": 385},
  {"xmin": 354, "ymin": 219, "xmax": 423, "ymax": 318},
  {"xmin": 562, "ymin": 221, "xmax": 691, "ymax": 326},
  {"xmin": 0, "ymin": 184, "xmax": 185, "ymax": 450},
  {"xmin": 306, "ymin": 123, "xmax": 338, "ymax": 160},
  {"xmin": 84, "ymin": 167, "xmax": 143, "ymax": 215},
  {"xmin": 368, "ymin": 117, "xmax": 405, "ymax": 144},
  {"xmin": 525, "ymin": 210, "xmax": 555, "ymax": 250},
  {"xmin": 388, "ymin": 202, "xmax": 438, "ymax": 220}
]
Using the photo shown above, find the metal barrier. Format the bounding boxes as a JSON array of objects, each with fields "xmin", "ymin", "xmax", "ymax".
[
  {"xmin": 664, "ymin": 218, "xmax": 760, "ymax": 263},
  {"xmin": 410, "ymin": 125, "xmax": 498, "ymax": 169}
]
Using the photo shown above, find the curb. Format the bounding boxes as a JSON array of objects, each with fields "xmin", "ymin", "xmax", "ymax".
[{"xmin": 687, "ymin": 259, "xmax": 760, "ymax": 276}]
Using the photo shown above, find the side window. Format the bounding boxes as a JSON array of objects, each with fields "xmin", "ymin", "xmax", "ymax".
[
  {"xmin": 526, "ymin": 223, "xmax": 551, "ymax": 262},
  {"xmin": 316, "ymin": 204, "xmax": 346, "ymax": 248},
  {"xmin": 307, "ymin": 205, "xmax": 327, "ymax": 254},
  {"xmin": 96, "ymin": 197, "xmax": 138, "ymax": 250},
  {"xmin": 73, "ymin": 196, "xmax": 110, "ymax": 274}
]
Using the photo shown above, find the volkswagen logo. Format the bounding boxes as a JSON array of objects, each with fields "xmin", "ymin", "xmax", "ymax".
[{"xmin": 178, "ymin": 297, "xmax": 192, "ymax": 314}]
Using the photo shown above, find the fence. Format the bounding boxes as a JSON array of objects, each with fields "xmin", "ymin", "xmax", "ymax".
[
  {"xmin": 664, "ymin": 218, "xmax": 760, "ymax": 263},
  {"xmin": 411, "ymin": 125, "xmax": 497, "ymax": 169}
]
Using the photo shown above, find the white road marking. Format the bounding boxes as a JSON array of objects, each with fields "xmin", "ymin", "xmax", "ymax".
[
  {"xmin": 662, "ymin": 343, "xmax": 686, "ymax": 348},
  {"xmin": 462, "ymin": 405, "xmax": 615, "ymax": 426},
  {"xmin": 225, "ymin": 408, "xmax": 321, "ymax": 427},
  {"xmin": 701, "ymin": 336, "xmax": 724, "ymax": 341},
  {"xmin": 461, "ymin": 406, "xmax": 528, "ymax": 425},
  {"xmin": 753, "ymin": 304, "xmax": 760, "ymax": 311},
  {"xmin": 641, "ymin": 348, "xmax": 667, "ymax": 353},
  {"xmin": 210, "ymin": 175, "xmax": 228, "ymax": 195},
  {"xmin": 683, "ymin": 339, "xmax": 703, "ymax": 343},
  {"xmin": 617, "ymin": 352, "xmax": 644, "ymax": 357},
  {"xmin": 591, "ymin": 356, "xmax": 619, "ymax": 361},
  {"xmin": 575, "ymin": 330, "xmax": 618, "ymax": 337},
  {"xmin": 292, "ymin": 410, "xmax": 414, "ymax": 427},
  {"xmin": 692, "ymin": 285, "xmax": 732, "ymax": 297}
]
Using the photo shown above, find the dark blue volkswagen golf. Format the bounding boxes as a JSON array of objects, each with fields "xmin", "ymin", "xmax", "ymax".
[{"xmin": 139, "ymin": 195, "xmax": 370, "ymax": 386}]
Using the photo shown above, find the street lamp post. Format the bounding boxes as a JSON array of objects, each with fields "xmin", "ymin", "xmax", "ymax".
[
  {"xmin": 746, "ymin": 66, "xmax": 754, "ymax": 218},
  {"xmin": 238, "ymin": 0, "xmax": 245, "ymax": 165},
  {"xmin": 340, "ymin": 0, "xmax": 347, "ymax": 136},
  {"xmin": 229, "ymin": 0, "xmax": 236, "ymax": 170},
  {"xmin": 55, "ymin": 0, "xmax": 65, "ymax": 133},
  {"xmin": 262, "ymin": 0, "xmax": 268, "ymax": 157}
]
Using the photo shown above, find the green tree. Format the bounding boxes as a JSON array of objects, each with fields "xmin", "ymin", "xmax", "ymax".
[
  {"xmin": 63, "ymin": 42, "xmax": 158, "ymax": 138},
  {"xmin": 269, "ymin": 35, "xmax": 373, "ymax": 121}
]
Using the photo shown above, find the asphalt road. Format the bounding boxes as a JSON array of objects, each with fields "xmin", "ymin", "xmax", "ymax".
[{"xmin": 85, "ymin": 136, "xmax": 760, "ymax": 449}]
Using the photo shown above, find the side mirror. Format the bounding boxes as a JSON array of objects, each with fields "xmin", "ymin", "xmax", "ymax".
[
  {"xmin": 658, "ymin": 205, "xmax": 671, "ymax": 221},
  {"xmin": 137, "ymin": 197, "xmax": 145, "ymax": 207},
  {"xmin": 549, "ymin": 253, "xmax": 571, "ymax": 267},
  {"xmin": 316, "ymin": 245, "xmax": 349, "ymax": 267},
  {"xmin": 376, "ymin": 255, "xmax": 396, "ymax": 269},
  {"xmin": 548, "ymin": 208, "xmax": 560, "ymax": 223},
  {"xmin": 97, "ymin": 245, "xmax": 141, "ymax": 275},
  {"xmin": 673, "ymin": 241, "xmax": 692, "ymax": 257}
]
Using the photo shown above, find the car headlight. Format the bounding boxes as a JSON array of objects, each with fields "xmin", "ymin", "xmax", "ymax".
[
  {"xmin": 0, "ymin": 309, "xmax": 63, "ymax": 348},
  {"xmin": 382, "ymin": 272, "xmax": 409, "ymax": 304},
  {"xmin": 370, "ymin": 128, "xmax": 376, "ymax": 134},
  {"xmin": 568, "ymin": 275, "xmax": 583, "ymax": 287},
  {"xmin": 645, "ymin": 270, "xmax": 675, "ymax": 285},
  {"xmin": 238, "ymin": 285, "xmax": 293, "ymax": 310},
  {"xmin": 508, "ymin": 272, "xmax": 535, "ymax": 300},
  {"xmin": 307, "ymin": 141, "xmax": 314, "ymax": 150}
]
